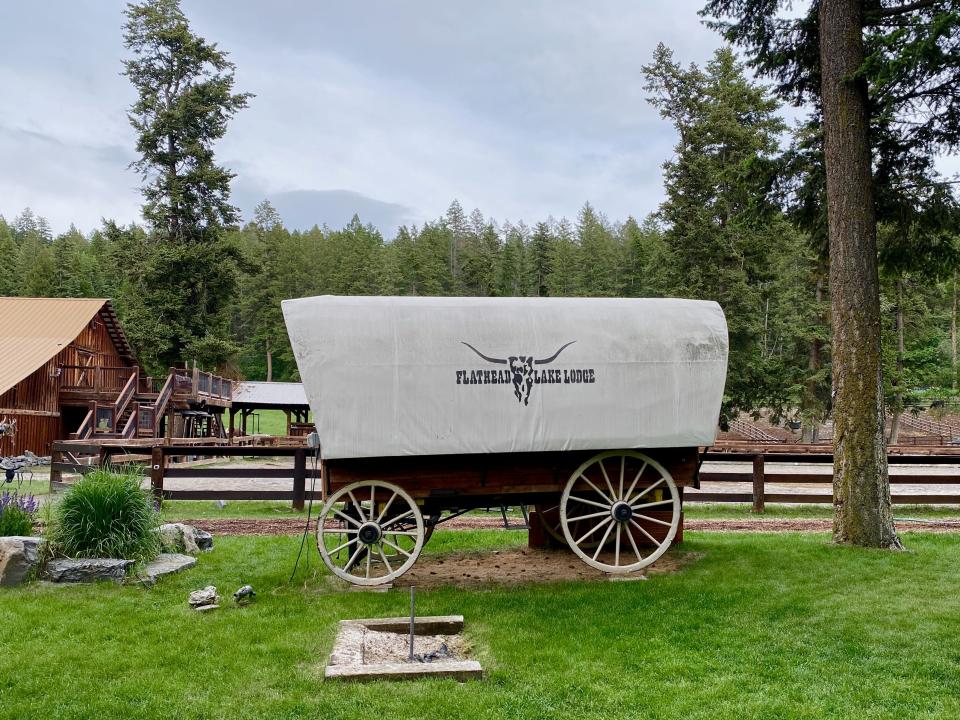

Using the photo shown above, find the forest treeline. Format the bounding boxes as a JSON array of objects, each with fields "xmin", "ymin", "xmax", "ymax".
[{"xmin": 2, "ymin": 21, "xmax": 958, "ymax": 443}]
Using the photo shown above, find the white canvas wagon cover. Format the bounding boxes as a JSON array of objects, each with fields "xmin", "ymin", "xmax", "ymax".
[{"xmin": 282, "ymin": 296, "xmax": 728, "ymax": 460}]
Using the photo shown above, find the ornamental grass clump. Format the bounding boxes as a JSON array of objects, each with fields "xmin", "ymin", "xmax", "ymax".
[
  {"xmin": 0, "ymin": 491, "xmax": 38, "ymax": 536},
  {"xmin": 50, "ymin": 468, "xmax": 159, "ymax": 561}
]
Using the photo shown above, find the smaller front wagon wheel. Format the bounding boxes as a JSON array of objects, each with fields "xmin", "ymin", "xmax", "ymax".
[{"xmin": 317, "ymin": 480, "xmax": 425, "ymax": 586}]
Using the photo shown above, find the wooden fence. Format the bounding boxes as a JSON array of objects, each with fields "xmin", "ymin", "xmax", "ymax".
[
  {"xmin": 694, "ymin": 448, "xmax": 960, "ymax": 511},
  {"xmin": 48, "ymin": 441, "xmax": 960, "ymax": 513}
]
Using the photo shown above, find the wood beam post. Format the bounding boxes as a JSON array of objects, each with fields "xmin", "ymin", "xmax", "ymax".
[
  {"xmin": 752, "ymin": 454, "xmax": 765, "ymax": 514},
  {"xmin": 150, "ymin": 445, "xmax": 165, "ymax": 507},
  {"xmin": 292, "ymin": 448, "xmax": 306, "ymax": 511}
]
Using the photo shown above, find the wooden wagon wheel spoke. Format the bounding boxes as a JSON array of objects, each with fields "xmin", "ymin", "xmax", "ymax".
[
  {"xmin": 565, "ymin": 510, "xmax": 610, "ymax": 522},
  {"xmin": 629, "ymin": 518, "xmax": 660, "ymax": 546},
  {"xmin": 381, "ymin": 537, "xmax": 411, "ymax": 557},
  {"xmin": 625, "ymin": 521, "xmax": 645, "ymax": 562},
  {"xmin": 597, "ymin": 459, "xmax": 617, "ymax": 504},
  {"xmin": 567, "ymin": 494, "xmax": 611, "ymax": 510},
  {"xmin": 630, "ymin": 499, "xmax": 674, "ymax": 511},
  {"xmin": 560, "ymin": 451, "xmax": 680, "ymax": 574},
  {"xmin": 578, "ymin": 474, "xmax": 613, "ymax": 504},
  {"xmin": 375, "ymin": 491, "xmax": 398, "ymax": 524},
  {"xmin": 576, "ymin": 516, "xmax": 612, "ymax": 545},
  {"xmin": 331, "ymin": 508, "xmax": 362, "ymax": 528},
  {"xmin": 317, "ymin": 480, "xmax": 425, "ymax": 586},
  {"xmin": 592, "ymin": 519, "xmax": 616, "ymax": 561},
  {"xmin": 321, "ymin": 525, "xmax": 358, "ymax": 534},
  {"xmin": 626, "ymin": 476, "xmax": 664, "ymax": 506},
  {"xmin": 623, "ymin": 462, "xmax": 648, "ymax": 504},
  {"xmin": 634, "ymin": 513, "xmax": 672, "ymax": 528},
  {"xmin": 328, "ymin": 538, "xmax": 355, "ymax": 555}
]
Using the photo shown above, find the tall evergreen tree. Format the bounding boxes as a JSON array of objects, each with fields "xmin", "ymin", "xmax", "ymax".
[
  {"xmin": 644, "ymin": 45, "xmax": 794, "ymax": 416},
  {"xmin": 122, "ymin": 0, "xmax": 252, "ymax": 372}
]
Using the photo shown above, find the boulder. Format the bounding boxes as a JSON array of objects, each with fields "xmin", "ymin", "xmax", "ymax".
[
  {"xmin": 194, "ymin": 529, "xmax": 214, "ymax": 551},
  {"xmin": 158, "ymin": 523, "xmax": 200, "ymax": 554},
  {"xmin": 188, "ymin": 585, "xmax": 219, "ymax": 608},
  {"xmin": 0, "ymin": 536, "xmax": 43, "ymax": 586},
  {"xmin": 136, "ymin": 553, "xmax": 197, "ymax": 585},
  {"xmin": 44, "ymin": 558, "xmax": 133, "ymax": 584}
]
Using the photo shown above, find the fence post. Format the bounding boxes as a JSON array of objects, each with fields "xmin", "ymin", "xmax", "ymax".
[
  {"xmin": 151, "ymin": 445, "xmax": 165, "ymax": 507},
  {"xmin": 292, "ymin": 448, "xmax": 306, "ymax": 511},
  {"xmin": 752, "ymin": 454, "xmax": 765, "ymax": 513}
]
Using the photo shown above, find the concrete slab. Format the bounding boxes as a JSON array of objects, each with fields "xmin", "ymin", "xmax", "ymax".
[
  {"xmin": 325, "ymin": 615, "xmax": 481, "ymax": 682},
  {"xmin": 325, "ymin": 660, "xmax": 483, "ymax": 682}
]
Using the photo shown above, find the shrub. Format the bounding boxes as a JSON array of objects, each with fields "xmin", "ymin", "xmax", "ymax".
[
  {"xmin": 0, "ymin": 491, "xmax": 38, "ymax": 536},
  {"xmin": 49, "ymin": 468, "xmax": 159, "ymax": 561}
]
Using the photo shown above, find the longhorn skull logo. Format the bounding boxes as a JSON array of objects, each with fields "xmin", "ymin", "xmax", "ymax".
[{"xmin": 461, "ymin": 341, "xmax": 576, "ymax": 405}]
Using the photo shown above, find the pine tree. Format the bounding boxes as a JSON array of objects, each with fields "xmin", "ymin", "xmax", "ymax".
[
  {"xmin": 122, "ymin": 0, "xmax": 252, "ymax": 371},
  {"xmin": 644, "ymin": 44, "xmax": 795, "ymax": 415}
]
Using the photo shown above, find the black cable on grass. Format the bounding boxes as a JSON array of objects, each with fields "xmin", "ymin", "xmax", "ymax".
[{"xmin": 290, "ymin": 445, "xmax": 321, "ymax": 584}]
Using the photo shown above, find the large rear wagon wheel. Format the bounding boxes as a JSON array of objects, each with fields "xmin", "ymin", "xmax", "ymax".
[
  {"xmin": 317, "ymin": 481, "xmax": 425, "ymax": 586},
  {"xmin": 560, "ymin": 451, "xmax": 680, "ymax": 574}
]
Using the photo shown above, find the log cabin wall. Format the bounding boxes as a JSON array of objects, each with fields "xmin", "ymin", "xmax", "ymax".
[{"xmin": 0, "ymin": 309, "xmax": 131, "ymax": 457}]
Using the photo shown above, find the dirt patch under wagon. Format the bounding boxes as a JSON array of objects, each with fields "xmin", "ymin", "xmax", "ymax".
[{"xmin": 386, "ymin": 547, "xmax": 702, "ymax": 590}]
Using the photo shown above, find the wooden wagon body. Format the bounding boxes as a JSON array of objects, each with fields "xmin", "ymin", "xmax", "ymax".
[{"xmin": 283, "ymin": 296, "xmax": 727, "ymax": 585}]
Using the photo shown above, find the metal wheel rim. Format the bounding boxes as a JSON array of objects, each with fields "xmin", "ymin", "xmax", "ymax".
[
  {"xmin": 317, "ymin": 480, "xmax": 424, "ymax": 586},
  {"xmin": 560, "ymin": 451, "xmax": 680, "ymax": 574}
]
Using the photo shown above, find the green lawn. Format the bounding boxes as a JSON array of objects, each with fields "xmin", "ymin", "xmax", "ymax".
[
  {"xmin": 156, "ymin": 498, "xmax": 960, "ymax": 522},
  {"xmin": 241, "ymin": 408, "xmax": 310, "ymax": 436},
  {"xmin": 2, "ymin": 530, "xmax": 959, "ymax": 719}
]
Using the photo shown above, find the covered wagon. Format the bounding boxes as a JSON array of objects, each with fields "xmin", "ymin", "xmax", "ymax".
[{"xmin": 282, "ymin": 295, "xmax": 728, "ymax": 585}]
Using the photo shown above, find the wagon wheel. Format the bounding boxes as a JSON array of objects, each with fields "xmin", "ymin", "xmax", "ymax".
[
  {"xmin": 317, "ymin": 481, "xmax": 425, "ymax": 586},
  {"xmin": 535, "ymin": 496, "xmax": 604, "ymax": 549},
  {"xmin": 560, "ymin": 451, "xmax": 680, "ymax": 574}
]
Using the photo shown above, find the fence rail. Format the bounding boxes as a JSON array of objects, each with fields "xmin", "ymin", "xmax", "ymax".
[{"xmin": 48, "ymin": 442, "xmax": 960, "ymax": 513}]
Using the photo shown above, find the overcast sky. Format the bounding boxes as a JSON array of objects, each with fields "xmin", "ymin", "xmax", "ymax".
[{"xmin": 1, "ymin": 1, "xmax": 956, "ymax": 237}]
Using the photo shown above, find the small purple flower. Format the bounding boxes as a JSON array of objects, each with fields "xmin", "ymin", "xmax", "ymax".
[{"xmin": 0, "ymin": 491, "xmax": 38, "ymax": 517}]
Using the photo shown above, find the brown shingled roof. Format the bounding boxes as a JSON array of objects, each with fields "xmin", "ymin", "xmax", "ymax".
[{"xmin": 0, "ymin": 297, "xmax": 136, "ymax": 396}]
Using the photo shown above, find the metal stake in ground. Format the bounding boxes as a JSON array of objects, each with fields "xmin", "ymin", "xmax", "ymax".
[{"xmin": 409, "ymin": 586, "xmax": 415, "ymax": 661}]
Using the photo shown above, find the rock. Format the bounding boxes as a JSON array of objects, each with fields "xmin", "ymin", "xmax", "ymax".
[
  {"xmin": 43, "ymin": 558, "xmax": 133, "ymax": 584},
  {"xmin": 136, "ymin": 553, "xmax": 197, "ymax": 585},
  {"xmin": 194, "ymin": 529, "xmax": 213, "ymax": 551},
  {"xmin": 195, "ymin": 603, "xmax": 220, "ymax": 612},
  {"xmin": 0, "ymin": 536, "xmax": 43, "ymax": 586},
  {"xmin": 158, "ymin": 523, "xmax": 200, "ymax": 554},
  {"xmin": 188, "ymin": 585, "xmax": 219, "ymax": 608}
]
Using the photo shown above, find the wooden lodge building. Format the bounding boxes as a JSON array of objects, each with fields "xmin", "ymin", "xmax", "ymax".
[{"xmin": 0, "ymin": 297, "xmax": 235, "ymax": 457}]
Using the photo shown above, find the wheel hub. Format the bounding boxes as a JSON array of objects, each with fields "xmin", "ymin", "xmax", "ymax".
[
  {"xmin": 358, "ymin": 522, "xmax": 382, "ymax": 544},
  {"xmin": 611, "ymin": 501, "xmax": 633, "ymax": 522}
]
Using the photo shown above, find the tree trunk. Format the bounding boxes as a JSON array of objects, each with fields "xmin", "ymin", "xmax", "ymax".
[
  {"xmin": 266, "ymin": 337, "xmax": 273, "ymax": 383},
  {"xmin": 819, "ymin": 0, "xmax": 900, "ymax": 548},
  {"xmin": 802, "ymin": 270, "xmax": 825, "ymax": 444},
  {"xmin": 952, "ymin": 272, "xmax": 957, "ymax": 390},
  {"xmin": 889, "ymin": 278, "xmax": 904, "ymax": 445}
]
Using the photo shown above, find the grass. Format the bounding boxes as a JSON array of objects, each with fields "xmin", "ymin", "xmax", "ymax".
[
  {"xmin": 2, "ymin": 529, "xmax": 959, "ymax": 719},
  {"xmin": 242, "ymin": 408, "xmax": 310, "ymax": 436},
  {"xmin": 156, "ymin": 498, "xmax": 960, "ymax": 522}
]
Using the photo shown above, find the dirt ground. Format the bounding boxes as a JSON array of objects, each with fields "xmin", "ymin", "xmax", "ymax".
[
  {"xmin": 362, "ymin": 629, "xmax": 466, "ymax": 664},
  {"xmin": 390, "ymin": 548, "xmax": 700, "ymax": 590}
]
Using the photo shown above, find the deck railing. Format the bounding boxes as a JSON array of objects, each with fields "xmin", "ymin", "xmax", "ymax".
[
  {"xmin": 60, "ymin": 365, "xmax": 139, "ymax": 393},
  {"xmin": 191, "ymin": 367, "xmax": 232, "ymax": 401}
]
